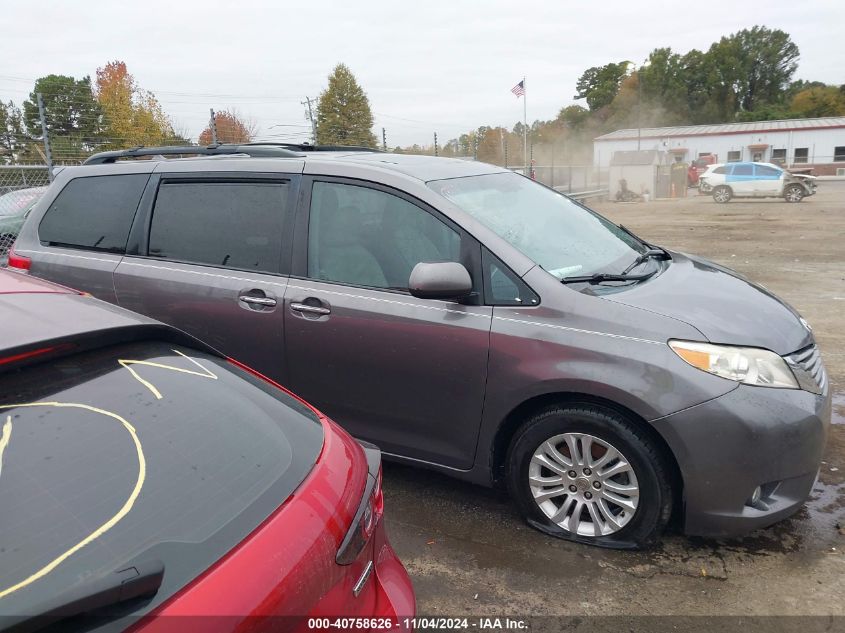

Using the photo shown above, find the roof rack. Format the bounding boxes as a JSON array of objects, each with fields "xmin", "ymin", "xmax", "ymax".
[
  {"xmin": 252, "ymin": 142, "xmax": 381, "ymax": 153},
  {"xmin": 82, "ymin": 144, "xmax": 303, "ymax": 165}
]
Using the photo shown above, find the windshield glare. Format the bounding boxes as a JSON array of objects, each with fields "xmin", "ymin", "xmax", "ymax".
[{"xmin": 429, "ymin": 172, "xmax": 645, "ymax": 279}]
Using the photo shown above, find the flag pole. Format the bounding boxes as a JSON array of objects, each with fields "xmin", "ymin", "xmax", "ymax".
[{"xmin": 522, "ymin": 76, "xmax": 527, "ymax": 175}]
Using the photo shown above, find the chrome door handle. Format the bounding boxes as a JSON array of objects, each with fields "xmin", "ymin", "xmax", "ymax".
[
  {"xmin": 290, "ymin": 302, "xmax": 331, "ymax": 315},
  {"xmin": 239, "ymin": 295, "xmax": 277, "ymax": 307}
]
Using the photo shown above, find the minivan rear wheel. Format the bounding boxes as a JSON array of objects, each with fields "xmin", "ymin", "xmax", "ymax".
[
  {"xmin": 712, "ymin": 185, "xmax": 732, "ymax": 203},
  {"xmin": 506, "ymin": 405, "xmax": 672, "ymax": 549}
]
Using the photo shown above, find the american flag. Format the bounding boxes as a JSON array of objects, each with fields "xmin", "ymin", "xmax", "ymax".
[{"xmin": 511, "ymin": 80, "xmax": 525, "ymax": 97}]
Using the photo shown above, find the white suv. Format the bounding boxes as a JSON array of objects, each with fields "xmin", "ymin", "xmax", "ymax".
[{"xmin": 698, "ymin": 161, "xmax": 817, "ymax": 203}]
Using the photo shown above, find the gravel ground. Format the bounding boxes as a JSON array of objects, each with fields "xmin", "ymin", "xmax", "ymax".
[{"xmin": 382, "ymin": 181, "xmax": 845, "ymax": 625}]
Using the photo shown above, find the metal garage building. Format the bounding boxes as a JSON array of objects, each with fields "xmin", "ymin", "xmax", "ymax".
[{"xmin": 593, "ymin": 117, "xmax": 845, "ymax": 176}]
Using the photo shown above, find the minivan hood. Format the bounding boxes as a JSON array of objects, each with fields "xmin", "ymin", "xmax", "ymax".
[{"xmin": 604, "ymin": 251, "xmax": 812, "ymax": 356}]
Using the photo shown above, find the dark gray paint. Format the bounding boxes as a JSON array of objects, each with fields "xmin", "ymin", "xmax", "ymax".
[{"xmin": 14, "ymin": 152, "xmax": 831, "ymax": 536}]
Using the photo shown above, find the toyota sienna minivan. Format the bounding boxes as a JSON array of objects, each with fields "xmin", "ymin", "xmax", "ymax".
[{"xmin": 10, "ymin": 143, "xmax": 831, "ymax": 549}]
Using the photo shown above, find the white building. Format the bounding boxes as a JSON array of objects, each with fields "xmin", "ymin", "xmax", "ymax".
[{"xmin": 593, "ymin": 117, "xmax": 845, "ymax": 176}]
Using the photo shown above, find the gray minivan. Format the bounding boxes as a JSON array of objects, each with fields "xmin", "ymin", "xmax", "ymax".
[{"xmin": 11, "ymin": 144, "xmax": 830, "ymax": 548}]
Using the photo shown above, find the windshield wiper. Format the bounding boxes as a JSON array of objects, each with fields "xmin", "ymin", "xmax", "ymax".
[
  {"xmin": 560, "ymin": 270, "xmax": 658, "ymax": 285},
  {"xmin": 620, "ymin": 248, "xmax": 670, "ymax": 276},
  {"xmin": 5, "ymin": 560, "xmax": 164, "ymax": 633}
]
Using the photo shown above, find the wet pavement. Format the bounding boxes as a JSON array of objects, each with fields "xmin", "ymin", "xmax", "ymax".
[{"xmin": 383, "ymin": 181, "xmax": 845, "ymax": 618}]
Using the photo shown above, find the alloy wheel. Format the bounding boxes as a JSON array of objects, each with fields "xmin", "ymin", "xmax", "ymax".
[
  {"xmin": 528, "ymin": 433, "xmax": 640, "ymax": 537},
  {"xmin": 785, "ymin": 185, "xmax": 803, "ymax": 202}
]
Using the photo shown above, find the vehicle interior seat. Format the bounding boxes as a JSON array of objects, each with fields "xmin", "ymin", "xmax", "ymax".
[{"xmin": 312, "ymin": 192, "xmax": 388, "ymax": 288}]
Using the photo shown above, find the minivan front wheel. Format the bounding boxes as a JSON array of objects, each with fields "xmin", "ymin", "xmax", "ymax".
[{"xmin": 506, "ymin": 405, "xmax": 672, "ymax": 549}]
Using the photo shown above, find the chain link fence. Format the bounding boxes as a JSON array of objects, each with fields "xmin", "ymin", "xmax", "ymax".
[{"xmin": 0, "ymin": 165, "xmax": 51, "ymax": 266}]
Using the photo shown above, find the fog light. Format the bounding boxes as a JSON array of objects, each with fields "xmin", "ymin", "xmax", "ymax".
[{"xmin": 747, "ymin": 486, "xmax": 762, "ymax": 507}]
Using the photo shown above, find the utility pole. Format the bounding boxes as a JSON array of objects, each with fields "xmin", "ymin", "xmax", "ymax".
[
  {"xmin": 382, "ymin": 127, "xmax": 387, "ymax": 151},
  {"xmin": 473, "ymin": 137, "xmax": 478, "ymax": 161},
  {"xmin": 302, "ymin": 97, "xmax": 317, "ymax": 145},
  {"xmin": 433, "ymin": 132, "xmax": 438, "ymax": 157},
  {"xmin": 209, "ymin": 108, "xmax": 219, "ymax": 145},
  {"xmin": 36, "ymin": 93, "xmax": 53, "ymax": 182}
]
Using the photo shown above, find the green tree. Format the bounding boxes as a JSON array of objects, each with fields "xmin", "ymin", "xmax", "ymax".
[
  {"xmin": 557, "ymin": 104, "xmax": 590, "ymax": 129},
  {"xmin": 22, "ymin": 75, "xmax": 102, "ymax": 140},
  {"xmin": 707, "ymin": 26, "xmax": 799, "ymax": 113},
  {"xmin": 0, "ymin": 100, "xmax": 28, "ymax": 163},
  {"xmin": 316, "ymin": 64, "xmax": 377, "ymax": 147},
  {"xmin": 574, "ymin": 62, "xmax": 630, "ymax": 111}
]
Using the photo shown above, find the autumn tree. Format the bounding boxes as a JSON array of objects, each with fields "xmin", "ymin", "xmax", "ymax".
[
  {"xmin": 316, "ymin": 64, "xmax": 377, "ymax": 147},
  {"xmin": 95, "ymin": 61, "xmax": 175, "ymax": 148},
  {"xmin": 198, "ymin": 109, "xmax": 256, "ymax": 145},
  {"xmin": 791, "ymin": 85, "xmax": 845, "ymax": 117}
]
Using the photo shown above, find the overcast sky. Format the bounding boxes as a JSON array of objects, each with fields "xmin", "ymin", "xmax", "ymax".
[{"xmin": 1, "ymin": 0, "xmax": 843, "ymax": 147}]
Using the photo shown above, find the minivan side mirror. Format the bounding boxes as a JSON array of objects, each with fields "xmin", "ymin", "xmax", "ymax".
[{"xmin": 408, "ymin": 262, "xmax": 472, "ymax": 301}]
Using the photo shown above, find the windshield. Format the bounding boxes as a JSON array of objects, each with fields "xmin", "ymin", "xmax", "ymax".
[{"xmin": 428, "ymin": 172, "xmax": 645, "ymax": 279}]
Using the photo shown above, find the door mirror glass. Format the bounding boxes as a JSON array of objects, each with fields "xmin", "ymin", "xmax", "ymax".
[{"xmin": 409, "ymin": 262, "xmax": 472, "ymax": 300}]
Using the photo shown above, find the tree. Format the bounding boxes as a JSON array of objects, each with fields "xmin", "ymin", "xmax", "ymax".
[
  {"xmin": 316, "ymin": 64, "xmax": 377, "ymax": 147},
  {"xmin": 791, "ymin": 86, "xmax": 845, "ymax": 118},
  {"xmin": 95, "ymin": 61, "xmax": 175, "ymax": 148},
  {"xmin": 22, "ymin": 75, "xmax": 102, "ymax": 139},
  {"xmin": 0, "ymin": 101, "xmax": 28, "ymax": 163},
  {"xmin": 557, "ymin": 104, "xmax": 590, "ymax": 130},
  {"xmin": 707, "ymin": 26, "xmax": 799, "ymax": 113},
  {"xmin": 574, "ymin": 62, "xmax": 630, "ymax": 111},
  {"xmin": 198, "ymin": 109, "xmax": 257, "ymax": 145}
]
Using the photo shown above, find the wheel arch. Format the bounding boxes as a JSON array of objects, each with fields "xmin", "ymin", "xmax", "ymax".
[{"xmin": 490, "ymin": 392, "xmax": 685, "ymax": 523}]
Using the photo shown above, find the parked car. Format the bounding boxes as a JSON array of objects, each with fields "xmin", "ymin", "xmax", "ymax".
[
  {"xmin": 698, "ymin": 161, "xmax": 817, "ymax": 202},
  {"xmin": 0, "ymin": 186, "xmax": 47, "ymax": 264},
  {"xmin": 686, "ymin": 154, "xmax": 717, "ymax": 187},
  {"xmin": 10, "ymin": 144, "xmax": 831, "ymax": 549},
  {"xmin": 0, "ymin": 268, "xmax": 413, "ymax": 631}
]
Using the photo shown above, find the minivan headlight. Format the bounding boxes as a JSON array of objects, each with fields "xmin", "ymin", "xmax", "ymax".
[{"xmin": 669, "ymin": 340, "xmax": 798, "ymax": 388}]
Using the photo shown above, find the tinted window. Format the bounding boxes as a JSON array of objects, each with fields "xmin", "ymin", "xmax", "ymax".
[
  {"xmin": 834, "ymin": 146, "xmax": 845, "ymax": 162},
  {"xmin": 0, "ymin": 342, "xmax": 322, "ymax": 625},
  {"xmin": 733, "ymin": 164, "xmax": 753, "ymax": 176},
  {"xmin": 713, "ymin": 166, "xmax": 726, "ymax": 175},
  {"xmin": 39, "ymin": 175, "xmax": 148, "ymax": 252},
  {"xmin": 148, "ymin": 181, "xmax": 288, "ymax": 272},
  {"xmin": 308, "ymin": 181, "xmax": 460, "ymax": 289},
  {"xmin": 482, "ymin": 248, "xmax": 539, "ymax": 306}
]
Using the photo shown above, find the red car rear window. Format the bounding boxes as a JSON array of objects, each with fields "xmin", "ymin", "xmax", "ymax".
[{"xmin": 0, "ymin": 341, "xmax": 323, "ymax": 625}]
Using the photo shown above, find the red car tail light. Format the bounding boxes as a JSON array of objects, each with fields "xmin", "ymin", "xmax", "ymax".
[
  {"xmin": 336, "ymin": 464, "xmax": 384, "ymax": 565},
  {"xmin": 7, "ymin": 245, "xmax": 31, "ymax": 272}
]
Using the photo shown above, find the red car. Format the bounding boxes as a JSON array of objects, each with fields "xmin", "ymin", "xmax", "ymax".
[{"xmin": 0, "ymin": 270, "xmax": 414, "ymax": 632}]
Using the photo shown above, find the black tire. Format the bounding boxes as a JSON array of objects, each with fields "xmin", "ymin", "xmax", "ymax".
[
  {"xmin": 784, "ymin": 184, "xmax": 804, "ymax": 203},
  {"xmin": 506, "ymin": 404, "xmax": 672, "ymax": 549},
  {"xmin": 712, "ymin": 185, "xmax": 732, "ymax": 203}
]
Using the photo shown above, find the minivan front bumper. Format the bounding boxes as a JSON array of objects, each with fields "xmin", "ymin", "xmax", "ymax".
[{"xmin": 651, "ymin": 382, "xmax": 831, "ymax": 538}]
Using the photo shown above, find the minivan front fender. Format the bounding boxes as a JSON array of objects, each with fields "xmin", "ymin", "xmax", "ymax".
[{"xmin": 468, "ymin": 304, "xmax": 740, "ymax": 487}]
